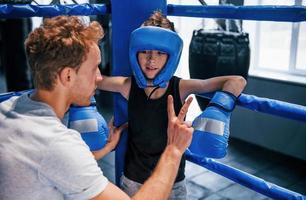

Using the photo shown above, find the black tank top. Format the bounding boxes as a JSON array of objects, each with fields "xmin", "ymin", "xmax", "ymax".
[{"xmin": 125, "ymin": 76, "xmax": 185, "ymax": 184}]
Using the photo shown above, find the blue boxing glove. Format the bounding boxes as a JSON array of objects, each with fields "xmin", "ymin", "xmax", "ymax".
[
  {"xmin": 188, "ymin": 91, "xmax": 237, "ymax": 158},
  {"xmin": 68, "ymin": 97, "xmax": 109, "ymax": 151}
]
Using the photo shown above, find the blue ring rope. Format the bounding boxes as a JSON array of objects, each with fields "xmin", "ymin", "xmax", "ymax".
[
  {"xmin": 186, "ymin": 152, "xmax": 305, "ymax": 200},
  {"xmin": 198, "ymin": 93, "xmax": 306, "ymax": 123},
  {"xmin": 0, "ymin": 3, "xmax": 108, "ymax": 18},
  {"xmin": 1, "ymin": 4, "xmax": 306, "ymax": 22},
  {"xmin": 168, "ymin": 4, "xmax": 306, "ymax": 22}
]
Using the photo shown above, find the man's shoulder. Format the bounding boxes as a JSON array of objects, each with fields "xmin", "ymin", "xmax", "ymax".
[{"xmin": 0, "ymin": 95, "xmax": 19, "ymax": 110}]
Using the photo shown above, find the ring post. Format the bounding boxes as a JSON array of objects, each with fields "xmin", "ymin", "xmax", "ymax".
[{"xmin": 111, "ymin": 0, "xmax": 167, "ymax": 186}]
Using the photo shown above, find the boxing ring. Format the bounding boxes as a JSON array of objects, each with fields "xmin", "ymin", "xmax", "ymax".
[{"xmin": 1, "ymin": 1, "xmax": 306, "ymax": 199}]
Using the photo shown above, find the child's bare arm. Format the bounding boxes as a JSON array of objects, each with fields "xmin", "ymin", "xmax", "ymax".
[
  {"xmin": 179, "ymin": 75, "xmax": 247, "ymax": 101},
  {"xmin": 96, "ymin": 74, "xmax": 131, "ymax": 99}
]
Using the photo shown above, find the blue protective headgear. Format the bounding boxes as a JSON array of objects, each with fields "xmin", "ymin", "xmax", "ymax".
[{"xmin": 129, "ymin": 26, "xmax": 183, "ymax": 88}]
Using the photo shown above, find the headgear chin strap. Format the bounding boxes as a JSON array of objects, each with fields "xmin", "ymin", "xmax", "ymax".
[{"xmin": 129, "ymin": 26, "xmax": 183, "ymax": 88}]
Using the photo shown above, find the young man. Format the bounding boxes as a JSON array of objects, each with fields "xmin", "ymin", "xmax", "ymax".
[
  {"xmin": 0, "ymin": 16, "xmax": 194, "ymax": 200},
  {"xmin": 97, "ymin": 11, "xmax": 246, "ymax": 199}
]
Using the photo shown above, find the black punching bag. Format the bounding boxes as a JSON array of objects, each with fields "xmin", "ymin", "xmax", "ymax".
[{"xmin": 189, "ymin": 29, "xmax": 250, "ymax": 110}]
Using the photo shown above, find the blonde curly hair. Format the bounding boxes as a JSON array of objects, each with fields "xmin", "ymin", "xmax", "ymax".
[{"xmin": 25, "ymin": 16, "xmax": 104, "ymax": 90}]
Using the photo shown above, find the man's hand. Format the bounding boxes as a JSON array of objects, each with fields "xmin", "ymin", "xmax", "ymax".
[{"xmin": 167, "ymin": 95, "xmax": 194, "ymax": 155}]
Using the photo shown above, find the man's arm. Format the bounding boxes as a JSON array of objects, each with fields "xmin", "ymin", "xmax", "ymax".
[
  {"xmin": 91, "ymin": 95, "xmax": 194, "ymax": 200},
  {"xmin": 91, "ymin": 183, "xmax": 130, "ymax": 200},
  {"xmin": 180, "ymin": 75, "xmax": 247, "ymax": 101},
  {"xmin": 96, "ymin": 75, "xmax": 131, "ymax": 99}
]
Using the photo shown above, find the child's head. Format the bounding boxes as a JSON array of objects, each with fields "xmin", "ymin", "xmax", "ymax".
[
  {"xmin": 129, "ymin": 11, "xmax": 183, "ymax": 88},
  {"xmin": 138, "ymin": 11, "xmax": 174, "ymax": 81}
]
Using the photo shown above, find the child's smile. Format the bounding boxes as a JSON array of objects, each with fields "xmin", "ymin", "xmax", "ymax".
[{"xmin": 138, "ymin": 50, "xmax": 168, "ymax": 79}]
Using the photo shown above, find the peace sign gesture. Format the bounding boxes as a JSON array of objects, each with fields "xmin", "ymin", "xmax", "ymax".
[{"xmin": 167, "ymin": 95, "xmax": 194, "ymax": 155}]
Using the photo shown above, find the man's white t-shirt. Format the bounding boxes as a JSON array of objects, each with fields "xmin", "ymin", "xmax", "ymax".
[{"xmin": 0, "ymin": 93, "xmax": 108, "ymax": 200}]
